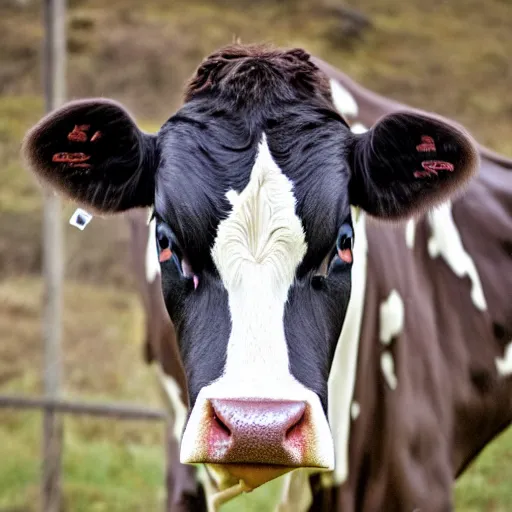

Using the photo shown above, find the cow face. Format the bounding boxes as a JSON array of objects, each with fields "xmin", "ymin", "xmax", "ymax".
[{"xmin": 23, "ymin": 44, "xmax": 478, "ymax": 490}]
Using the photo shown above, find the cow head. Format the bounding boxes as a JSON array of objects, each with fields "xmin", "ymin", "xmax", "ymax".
[{"xmin": 23, "ymin": 44, "xmax": 478, "ymax": 490}]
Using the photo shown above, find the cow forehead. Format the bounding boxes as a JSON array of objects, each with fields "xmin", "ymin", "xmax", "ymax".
[
  {"xmin": 210, "ymin": 133, "xmax": 306, "ymax": 390},
  {"xmin": 212, "ymin": 133, "xmax": 307, "ymax": 294},
  {"xmin": 154, "ymin": 107, "xmax": 351, "ymax": 266}
]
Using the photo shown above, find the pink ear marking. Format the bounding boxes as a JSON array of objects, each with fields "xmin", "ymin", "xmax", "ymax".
[
  {"xmin": 90, "ymin": 131, "xmax": 102, "ymax": 142},
  {"xmin": 338, "ymin": 248, "xmax": 353, "ymax": 264},
  {"xmin": 421, "ymin": 160, "xmax": 454, "ymax": 172},
  {"xmin": 416, "ymin": 135, "xmax": 436, "ymax": 152},
  {"xmin": 159, "ymin": 247, "xmax": 173, "ymax": 263},
  {"xmin": 414, "ymin": 160, "xmax": 454, "ymax": 178},
  {"xmin": 67, "ymin": 124, "xmax": 90, "ymax": 142},
  {"xmin": 68, "ymin": 163, "xmax": 92, "ymax": 168},
  {"xmin": 193, "ymin": 275, "xmax": 199, "ymax": 290},
  {"xmin": 52, "ymin": 152, "xmax": 91, "ymax": 163},
  {"xmin": 413, "ymin": 170, "xmax": 434, "ymax": 178}
]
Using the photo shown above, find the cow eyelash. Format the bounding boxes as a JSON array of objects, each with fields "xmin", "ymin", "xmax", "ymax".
[
  {"xmin": 156, "ymin": 225, "xmax": 181, "ymax": 267},
  {"xmin": 329, "ymin": 224, "xmax": 354, "ymax": 270},
  {"xmin": 156, "ymin": 222, "xmax": 197, "ymax": 285},
  {"xmin": 314, "ymin": 224, "xmax": 354, "ymax": 282}
]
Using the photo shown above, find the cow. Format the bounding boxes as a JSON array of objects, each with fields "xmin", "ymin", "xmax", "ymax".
[{"xmin": 22, "ymin": 44, "xmax": 512, "ymax": 511}]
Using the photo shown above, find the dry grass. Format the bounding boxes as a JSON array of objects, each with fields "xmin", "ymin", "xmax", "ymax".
[
  {"xmin": 0, "ymin": 275, "xmax": 160, "ymax": 413},
  {"xmin": 1, "ymin": 0, "xmax": 511, "ymax": 147}
]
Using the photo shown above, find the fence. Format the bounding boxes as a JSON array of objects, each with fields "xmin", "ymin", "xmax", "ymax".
[
  {"xmin": 1, "ymin": 1, "xmax": 175, "ymax": 509},
  {"xmin": 0, "ymin": 394, "xmax": 173, "ymax": 508}
]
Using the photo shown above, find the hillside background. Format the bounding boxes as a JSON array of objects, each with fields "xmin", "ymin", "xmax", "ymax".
[{"xmin": 0, "ymin": 0, "xmax": 511, "ymax": 510}]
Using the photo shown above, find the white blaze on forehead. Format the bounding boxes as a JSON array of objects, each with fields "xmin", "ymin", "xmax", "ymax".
[
  {"xmin": 330, "ymin": 79, "xmax": 359, "ymax": 118},
  {"xmin": 211, "ymin": 133, "xmax": 307, "ymax": 383},
  {"xmin": 405, "ymin": 218, "xmax": 416, "ymax": 249},
  {"xmin": 212, "ymin": 133, "xmax": 306, "ymax": 296},
  {"xmin": 328, "ymin": 206, "xmax": 368, "ymax": 485},
  {"xmin": 427, "ymin": 201, "xmax": 487, "ymax": 311},
  {"xmin": 181, "ymin": 134, "xmax": 334, "ymax": 470},
  {"xmin": 380, "ymin": 351, "xmax": 398, "ymax": 390},
  {"xmin": 146, "ymin": 217, "xmax": 161, "ymax": 282},
  {"xmin": 211, "ymin": 132, "xmax": 306, "ymax": 381},
  {"xmin": 496, "ymin": 341, "xmax": 512, "ymax": 377},
  {"xmin": 379, "ymin": 289, "xmax": 405, "ymax": 346}
]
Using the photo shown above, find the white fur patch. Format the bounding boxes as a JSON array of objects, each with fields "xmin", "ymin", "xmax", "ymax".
[
  {"xmin": 225, "ymin": 189, "xmax": 239, "ymax": 207},
  {"xmin": 405, "ymin": 218, "xmax": 416, "ymax": 249},
  {"xmin": 212, "ymin": 134, "xmax": 307, "ymax": 294},
  {"xmin": 380, "ymin": 351, "xmax": 398, "ymax": 390},
  {"xmin": 328, "ymin": 206, "xmax": 368, "ymax": 485},
  {"xmin": 180, "ymin": 134, "xmax": 334, "ymax": 472},
  {"xmin": 328, "ymin": 79, "xmax": 367, "ymax": 134},
  {"xmin": 330, "ymin": 79, "xmax": 359, "ymax": 118},
  {"xmin": 145, "ymin": 217, "xmax": 160, "ymax": 282},
  {"xmin": 496, "ymin": 341, "xmax": 512, "ymax": 377},
  {"xmin": 350, "ymin": 401, "xmax": 360, "ymax": 421},
  {"xmin": 350, "ymin": 122, "xmax": 368, "ymax": 134},
  {"xmin": 379, "ymin": 289, "xmax": 405, "ymax": 346},
  {"xmin": 427, "ymin": 202, "xmax": 487, "ymax": 311}
]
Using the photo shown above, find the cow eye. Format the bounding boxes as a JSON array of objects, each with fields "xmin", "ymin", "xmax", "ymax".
[
  {"xmin": 329, "ymin": 223, "xmax": 354, "ymax": 271},
  {"xmin": 313, "ymin": 223, "xmax": 354, "ymax": 286},
  {"xmin": 155, "ymin": 222, "xmax": 194, "ymax": 278}
]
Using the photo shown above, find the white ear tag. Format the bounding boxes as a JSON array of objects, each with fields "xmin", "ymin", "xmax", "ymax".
[{"xmin": 69, "ymin": 208, "xmax": 93, "ymax": 230}]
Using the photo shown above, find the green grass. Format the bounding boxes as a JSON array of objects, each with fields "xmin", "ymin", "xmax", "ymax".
[
  {"xmin": 455, "ymin": 428, "xmax": 512, "ymax": 512},
  {"xmin": 61, "ymin": 437, "xmax": 165, "ymax": 512},
  {"xmin": 0, "ymin": 412, "xmax": 40, "ymax": 509},
  {"xmin": 0, "ymin": 412, "xmax": 166, "ymax": 511},
  {"xmin": 0, "ymin": 276, "xmax": 166, "ymax": 510}
]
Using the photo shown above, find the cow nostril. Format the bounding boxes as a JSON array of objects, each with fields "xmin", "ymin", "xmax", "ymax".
[
  {"xmin": 213, "ymin": 412, "xmax": 231, "ymax": 437},
  {"xmin": 285, "ymin": 409, "xmax": 306, "ymax": 440},
  {"xmin": 208, "ymin": 398, "xmax": 308, "ymax": 457}
]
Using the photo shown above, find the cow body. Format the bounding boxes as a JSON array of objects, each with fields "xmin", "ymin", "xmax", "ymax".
[
  {"xmin": 323, "ymin": 200, "xmax": 512, "ymax": 511},
  {"xmin": 308, "ymin": 58, "xmax": 512, "ymax": 511},
  {"xmin": 22, "ymin": 44, "xmax": 511, "ymax": 511},
  {"xmin": 133, "ymin": 56, "xmax": 512, "ymax": 512}
]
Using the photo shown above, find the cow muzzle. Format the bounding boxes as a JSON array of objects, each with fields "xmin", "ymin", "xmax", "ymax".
[{"xmin": 180, "ymin": 396, "xmax": 334, "ymax": 490}]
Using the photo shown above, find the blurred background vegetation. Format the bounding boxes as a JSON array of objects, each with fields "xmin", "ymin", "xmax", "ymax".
[{"xmin": 0, "ymin": 0, "xmax": 511, "ymax": 510}]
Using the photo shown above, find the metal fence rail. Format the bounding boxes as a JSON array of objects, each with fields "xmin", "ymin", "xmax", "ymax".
[
  {"xmin": 0, "ymin": 394, "xmax": 172, "ymax": 510},
  {"xmin": 0, "ymin": 395, "xmax": 168, "ymax": 421}
]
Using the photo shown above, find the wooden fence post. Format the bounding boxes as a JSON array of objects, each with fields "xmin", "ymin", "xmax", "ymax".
[{"xmin": 41, "ymin": 0, "xmax": 66, "ymax": 510}]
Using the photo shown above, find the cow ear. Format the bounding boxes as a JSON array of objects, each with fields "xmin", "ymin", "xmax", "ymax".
[
  {"xmin": 22, "ymin": 98, "xmax": 157, "ymax": 213},
  {"xmin": 348, "ymin": 111, "xmax": 479, "ymax": 219}
]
